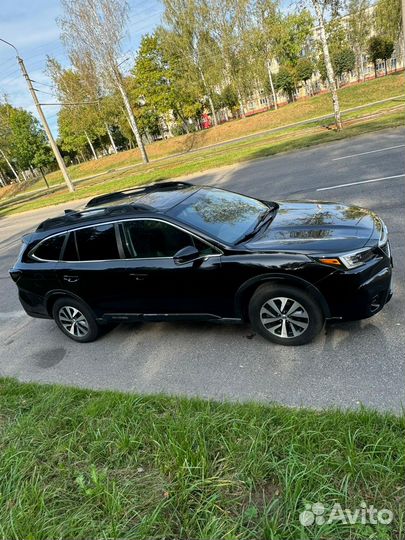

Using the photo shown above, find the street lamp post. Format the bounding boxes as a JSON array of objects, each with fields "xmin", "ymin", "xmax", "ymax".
[{"xmin": 0, "ymin": 38, "xmax": 75, "ymax": 192}]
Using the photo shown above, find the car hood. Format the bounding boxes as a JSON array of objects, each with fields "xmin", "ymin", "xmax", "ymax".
[{"xmin": 245, "ymin": 201, "xmax": 380, "ymax": 254}]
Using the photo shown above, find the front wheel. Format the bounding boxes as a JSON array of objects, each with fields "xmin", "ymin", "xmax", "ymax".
[
  {"xmin": 248, "ymin": 284, "xmax": 325, "ymax": 346},
  {"xmin": 52, "ymin": 297, "xmax": 100, "ymax": 343}
]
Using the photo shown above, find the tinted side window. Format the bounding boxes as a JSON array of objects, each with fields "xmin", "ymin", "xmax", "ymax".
[
  {"xmin": 75, "ymin": 224, "xmax": 120, "ymax": 261},
  {"xmin": 33, "ymin": 234, "xmax": 65, "ymax": 261},
  {"xmin": 120, "ymin": 220, "xmax": 196, "ymax": 258},
  {"xmin": 192, "ymin": 237, "xmax": 218, "ymax": 256},
  {"xmin": 61, "ymin": 232, "xmax": 79, "ymax": 261}
]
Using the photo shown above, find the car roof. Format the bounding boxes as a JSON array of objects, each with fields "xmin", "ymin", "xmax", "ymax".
[{"xmin": 35, "ymin": 181, "xmax": 199, "ymax": 234}]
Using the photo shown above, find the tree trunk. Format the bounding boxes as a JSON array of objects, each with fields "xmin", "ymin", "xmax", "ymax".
[
  {"xmin": 105, "ymin": 123, "xmax": 117, "ymax": 154},
  {"xmin": 374, "ymin": 62, "xmax": 377, "ymax": 78},
  {"xmin": 40, "ymin": 167, "xmax": 50, "ymax": 189},
  {"xmin": 197, "ymin": 65, "xmax": 218, "ymax": 126},
  {"xmin": 85, "ymin": 132, "xmax": 98, "ymax": 160},
  {"xmin": 384, "ymin": 59, "xmax": 388, "ymax": 76},
  {"xmin": 114, "ymin": 71, "xmax": 149, "ymax": 164},
  {"xmin": 360, "ymin": 52, "xmax": 365, "ymax": 81},
  {"xmin": 312, "ymin": 0, "xmax": 342, "ymax": 130},
  {"xmin": 0, "ymin": 149, "xmax": 20, "ymax": 182},
  {"xmin": 175, "ymin": 108, "xmax": 190, "ymax": 133},
  {"xmin": 266, "ymin": 59, "xmax": 278, "ymax": 110},
  {"xmin": 237, "ymin": 89, "xmax": 245, "ymax": 118},
  {"xmin": 207, "ymin": 95, "xmax": 218, "ymax": 127}
]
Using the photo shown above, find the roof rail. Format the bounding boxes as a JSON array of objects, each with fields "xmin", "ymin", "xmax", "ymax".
[
  {"xmin": 36, "ymin": 203, "xmax": 152, "ymax": 232},
  {"xmin": 85, "ymin": 181, "xmax": 193, "ymax": 208}
]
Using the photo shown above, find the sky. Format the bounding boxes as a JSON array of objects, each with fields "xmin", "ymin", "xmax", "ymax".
[{"xmin": 0, "ymin": 0, "xmax": 165, "ymax": 136}]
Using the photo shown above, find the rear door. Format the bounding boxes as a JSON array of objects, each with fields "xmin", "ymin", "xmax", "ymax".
[{"xmin": 56, "ymin": 223, "xmax": 127, "ymax": 316}]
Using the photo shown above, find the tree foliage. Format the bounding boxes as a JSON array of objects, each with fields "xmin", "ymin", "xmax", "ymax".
[
  {"xmin": 296, "ymin": 58, "xmax": 314, "ymax": 83},
  {"xmin": 274, "ymin": 66, "xmax": 297, "ymax": 101},
  {"xmin": 368, "ymin": 35, "xmax": 395, "ymax": 75},
  {"xmin": 374, "ymin": 0, "xmax": 402, "ymax": 43},
  {"xmin": 346, "ymin": 0, "xmax": 372, "ymax": 80},
  {"xmin": 58, "ymin": 0, "xmax": 149, "ymax": 162},
  {"xmin": 0, "ymin": 103, "xmax": 54, "ymax": 178},
  {"xmin": 333, "ymin": 48, "xmax": 356, "ymax": 78}
]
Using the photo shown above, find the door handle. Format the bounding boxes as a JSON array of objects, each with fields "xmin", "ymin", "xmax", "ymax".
[
  {"xmin": 129, "ymin": 273, "xmax": 148, "ymax": 281},
  {"xmin": 63, "ymin": 275, "xmax": 79, "ymax": 283}
]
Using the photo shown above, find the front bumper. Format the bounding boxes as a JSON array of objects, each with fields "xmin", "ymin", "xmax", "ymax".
[{"xmin": 317, "ymin": 251, "xmax": 393, "ymax": 321}]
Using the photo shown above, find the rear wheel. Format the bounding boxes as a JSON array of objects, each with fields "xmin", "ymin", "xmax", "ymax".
[
  {"xmin": 248, "ymin": 284, "xmax": 324, "ymax": 346},
  {"xmin": 52, "ymin": 298, "xmax": 100, "ymax": 343}
]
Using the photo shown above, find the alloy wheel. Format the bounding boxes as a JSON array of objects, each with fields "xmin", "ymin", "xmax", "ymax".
[
  {"xmin": 259, "ymin": 296, "xmax": 310, "ymax": 339},
  {"xmin": 58, "ymin": 305, "xmax": 90, "ymax": 338}
]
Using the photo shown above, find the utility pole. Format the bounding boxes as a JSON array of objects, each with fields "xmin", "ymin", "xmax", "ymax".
[
  {"xmin": 17, "ymin": 57, "xmax": 75, "ymax": 192},
  {"xmin": 0, "ymin": 38, "xmax": 75, "ymax": 192}
]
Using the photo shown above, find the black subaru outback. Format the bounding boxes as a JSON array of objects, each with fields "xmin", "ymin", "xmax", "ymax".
[{"xmin": 10, "ymin": 182, "xmax": 393, "ymax": 346}]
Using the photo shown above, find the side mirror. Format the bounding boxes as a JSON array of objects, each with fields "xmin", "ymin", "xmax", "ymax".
[{"xmin": 173, "ymin": 245, "xmax": 200, "ymax": 264}]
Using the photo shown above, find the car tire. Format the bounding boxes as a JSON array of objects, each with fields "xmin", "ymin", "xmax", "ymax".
[
  {"xmin": 52, "ymin": 297, "xmax": 100, "ymax": 343},
  {"xmin": 248, "ymin": 284, "xmax": 324, "ymax": 346}
]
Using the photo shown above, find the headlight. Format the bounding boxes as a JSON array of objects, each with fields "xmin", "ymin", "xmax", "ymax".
[
  {"xmin": 339, "ymin": 248, "xmax": 376, "ymax": 269},
  {"xmin": 317, "ymin": 248, "xmax": 376, "ymax": 269}
]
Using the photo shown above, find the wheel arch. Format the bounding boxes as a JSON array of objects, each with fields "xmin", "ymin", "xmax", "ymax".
[
  {"xmin": 234, "ymin": 273, "xmax": 331, "ymax": 321},
  {"xmin": 45, "ymin": 290, "xmax": 95, "ymax": 318}
]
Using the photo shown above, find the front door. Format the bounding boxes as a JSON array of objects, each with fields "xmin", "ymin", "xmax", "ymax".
[{"xmin": 117, "ymin": 218, "xmax": 224, "ymax": 317}]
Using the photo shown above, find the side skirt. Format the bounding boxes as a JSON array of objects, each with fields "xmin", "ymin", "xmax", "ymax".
[{"xmin": 99, "ymin": 313, "xmax": 242, "ymax": 323}]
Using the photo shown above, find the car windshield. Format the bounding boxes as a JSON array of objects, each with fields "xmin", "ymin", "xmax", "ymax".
[{"xmin": 167, "ymin": 188, "xmax": 270, "ymax": 244}]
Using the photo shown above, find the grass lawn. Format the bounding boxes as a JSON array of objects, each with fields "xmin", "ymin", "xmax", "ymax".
[
  {"xmin": 0, "ymin": 71, "xmax": 403, "ymax": 208},
  {"xmin": 1, "ymin": 104, "xmax": 403, "ymax": 217},
  {"xmin": 0, "ymin": 378, "xmax": 404, "ymax": 539}
]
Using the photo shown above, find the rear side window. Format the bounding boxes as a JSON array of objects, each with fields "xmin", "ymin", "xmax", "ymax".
[
  {"xmin": 32, "ymin": 234, "xmax": 65, "ymax": 261},
  {"xmin": 74, "ymin": 224, "xmax": 119, "ymax": 261},
  {"xmin": 61, "ymin": 232, "xmax": 79, "ymax": 261}
]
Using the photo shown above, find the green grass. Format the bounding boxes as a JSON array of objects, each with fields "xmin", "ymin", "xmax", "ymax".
[
  {"xmin": 1, "ymin": 105, "xmax": 403, "ymax": 218},
  {"xmin": 0, "ymin": 72, "xmax": 405, "ymax": 206},
  {"xmin": 0, "ymin": 378, "xmax": 404, "ymax": 539}
]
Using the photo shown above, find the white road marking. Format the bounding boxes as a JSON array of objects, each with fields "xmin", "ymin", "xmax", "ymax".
[
  {"xmin": 316, "ymin": 174, "xmax": 405, "ymax": 192},
  {"xmin": 332, "ymin": 144, "xmax": 405, "ymax": 161}
]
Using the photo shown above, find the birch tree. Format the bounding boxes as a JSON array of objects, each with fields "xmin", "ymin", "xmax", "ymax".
[
  {"xmin": 252, "ymin": 0, "xmax": 281, "ymax": 109},
  {"xmin": 310, "ymin": 0, "xmax": 343, "ymax": 129},
  {"xmin": 206, "ymin": 0, "xmax": 254, "ymax": 118},
  {"xmin": 162, "ymin": 0, "xmax": 221, "ymax": 126},
  {"xmin": 58, "ymin": 0, "xmax": 149, "ymax": 163},
  {"xmin": 347, "ymin": 0, "xmax": 372, "ymax": 81}
]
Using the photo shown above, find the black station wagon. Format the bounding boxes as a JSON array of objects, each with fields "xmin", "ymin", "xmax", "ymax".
[{"xmin": 10, "ymin": 182, "xmax": 393, "ymax": 345}]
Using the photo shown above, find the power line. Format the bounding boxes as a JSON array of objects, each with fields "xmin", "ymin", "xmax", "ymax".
[
  {"xmin": 33, "ymin": 88, "xmax": 58, "ymax": 97},
  {"xmin": 30, "ymin": 80, "xmax": 55, "ymax": 88}
]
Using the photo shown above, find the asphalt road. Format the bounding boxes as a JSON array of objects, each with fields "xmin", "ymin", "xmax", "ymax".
[{"xmin": 0, "ymin": 127, "xmax": 404, "ymax": 411}]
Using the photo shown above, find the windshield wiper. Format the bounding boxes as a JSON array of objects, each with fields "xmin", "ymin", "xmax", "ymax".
[{"xmin": 235, "ymin": 205, "xmax": 278, "ymax": 245}]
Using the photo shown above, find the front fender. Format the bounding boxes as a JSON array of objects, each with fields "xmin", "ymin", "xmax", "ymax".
[{"xmin": 234, "ymin": 272, "xmax": 331, "ymax": 320}]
